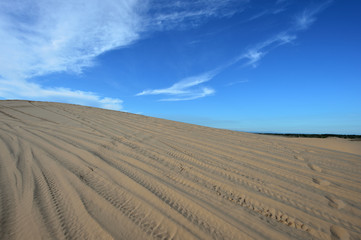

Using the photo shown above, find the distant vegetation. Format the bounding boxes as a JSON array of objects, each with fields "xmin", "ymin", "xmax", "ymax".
[{"xmin": 257, "ymin": 133, "xmax": 361, "ymax": 140}]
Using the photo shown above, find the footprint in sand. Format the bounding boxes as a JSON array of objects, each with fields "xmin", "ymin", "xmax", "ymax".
[
  {"xmin": 312, "ymin": 177, "xmax": 330, "ymax": 186},
  {"xmin": 326, "ymin": 196, "xmax": 346, "ymax": 209},
  {"xmin": 330, "ymin": 225, "xmax": 349, "ymax": 240},
  {"xmin": 307, "ymin": 163, "xmax": 322, "ymax": 172},
  {"xmin": 294, "ymin": 155, "xmax": 305, "ymax": 161}
]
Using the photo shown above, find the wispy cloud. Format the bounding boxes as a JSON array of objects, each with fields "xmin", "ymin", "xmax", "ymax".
[
  {"xmin": 248, "ymin": 10, "xmax": 269, "ymax": 21},
  {"xmin": 136, "ymin": 70, "xmax": 218, "ymax": 101},
  {"xmin": 0, "ymin": 0, "xmax": 144, "ymax": 79},
  {"xmin": 233, "ymin": 1, "xmax": 332, "ymax": 68},
  {"xmin": 295, "ymin": 10, "xmax": 317, "ymax": 30},
  {"xmin": 1, "ymin": 0, "xmax": 332, "ymax": 107},
  {"xmin": 242, "ymin": 1, "xmax": 332, "ymax": 67},
  {"xmin": 0, "ymin": 0, "xmax": 143, "ymax": 110},
  {"xmin": 0, "ymin": 79, "xmax": 123, "ymax": 110},
  {"xmin": 147, "ymin": 0, "xmax": 249, "ymax": 30},
  {"xmin": 0, "ymin": 0, "xmax": 250, "ymax": 109},
  {"xmin": 240, "ymin": 32, "xmax": 297, "ymax": 67},
  {"xmin": 137, "ymin": 1, "xmax": 331, "ymax": 102},
  {"xmin": 136, "ymin": 32, "xmax": 297, "ymax": 101},
  {"xmin": 294, "ymin": 0, "xmax": 333, "ymax": 30}
]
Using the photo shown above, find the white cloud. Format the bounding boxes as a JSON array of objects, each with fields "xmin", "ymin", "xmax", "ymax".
[
  {"xmin": 294, "ymin": 0, "xmax": 333, "ymax": 30},
  {"xmin": 160, "ymin": 88, "xmax": 215, "ymax": 102},
  {"xmin": 240, "ymin": 32, "xmax": 297, "ymax": 67},
  {"xmin": 295, "ymin": 10, "xmax": 317, "ymax": 30},
  {"xmin": 136, "ymin": 2, "xmax": 330, "ymax": 103},
  {"xmin": 136, "ymin": 31, "xmax": 298, "ymax": 101},
  {"xmin": 231, "ymin": 2, "xmax": 331, "ymax": 68},
  {"xmin": 0, "ymin": 0, "xmax": 332, "ymax": 106},
  {"xmin": 243, "ymin": 50, "xmax": 265, "ymax": 67},
  {"xmin": 0, "ymin": 79, "xmax": 123, "ymax": 110},
  {"xmin": 147, "ymin": 0, "xmax": 248, "ymax": 30},
  {"xmin": 136, "ymin": 71, "xmax": 217, "ymax": 101},
  {"xmin": 98, "ymin": 98, "xmax": 124, "ymax": 111},
  {"xmin": 0, "ymin": 0, "xmax": 249, "ymax": 109},
  {"xmin": 0, "ymin": 0, "xmax": 144, "ymax": 80},
  {"xmin": 0, "ymin": 0, "xmax": 143, "ymax": 110},
  {"xmin": 248, "ymin": 10, "xmax": 269, "ymax": 21}
]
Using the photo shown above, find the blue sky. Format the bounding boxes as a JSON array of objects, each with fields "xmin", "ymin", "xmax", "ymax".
[{"xmin": 1, "ymin": 0, "xmax": 360, "ymax": 134}]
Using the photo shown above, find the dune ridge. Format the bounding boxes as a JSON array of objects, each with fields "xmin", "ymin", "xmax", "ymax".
[{"xmin": 0, "ymin": 100, "xmax": 360, "ymax": 240}]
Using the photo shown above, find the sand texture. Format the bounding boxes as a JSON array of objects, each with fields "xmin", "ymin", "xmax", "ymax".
[{"xmin": 1, "ymin": 100, "xmax": 361, "ymax": 240}]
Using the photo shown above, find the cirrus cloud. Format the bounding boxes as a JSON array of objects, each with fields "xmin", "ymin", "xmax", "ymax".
[
  {"xmin": 0, "ymin": 0, "xmax": 145, "ymax": 110},
  {"xmin": 0, "ymin": 0, "xmax": 248, "ymax": 109},
  {"xmin": 136, "ymin": 71, "xmax": 217, "ymax": 101},
  {"xmin": 136, "ymin": 1, "xmax": 332, "ymax": 102}
]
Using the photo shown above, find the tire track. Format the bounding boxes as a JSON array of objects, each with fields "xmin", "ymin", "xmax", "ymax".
[{"xmin": 2, "ymin": 101, "xmax": 361, "ymax": 240}]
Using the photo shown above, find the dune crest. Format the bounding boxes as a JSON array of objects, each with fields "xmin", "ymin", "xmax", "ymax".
[{"xmin": 1, "ymin": 100, "xmax": 361, "ymax": 239}]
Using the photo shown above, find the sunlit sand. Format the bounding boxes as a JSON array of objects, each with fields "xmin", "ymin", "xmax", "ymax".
[{"xmin": 1, "ymin": 100, "xmax": 360, "ymax": 239}]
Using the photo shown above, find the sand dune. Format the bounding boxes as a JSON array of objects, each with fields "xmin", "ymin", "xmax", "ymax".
[{"xmin": 0, "ymin": 100, "xmax": 360, "ymax": 240}]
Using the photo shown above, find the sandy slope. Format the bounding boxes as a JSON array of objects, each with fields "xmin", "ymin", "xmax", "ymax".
[{"xmin": 0, "ymin": 100, "xmax": 360, "ymax": 240}]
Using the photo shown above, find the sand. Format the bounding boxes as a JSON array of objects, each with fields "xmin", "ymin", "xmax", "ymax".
[{"xmin": 0, "ymin": 100, "xmax": 360, "ymax": 240}]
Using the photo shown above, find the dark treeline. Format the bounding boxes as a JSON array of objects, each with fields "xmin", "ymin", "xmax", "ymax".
[{"xmin": 257, "ymin": 133, "xmax": 361, "ymax": 140}]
